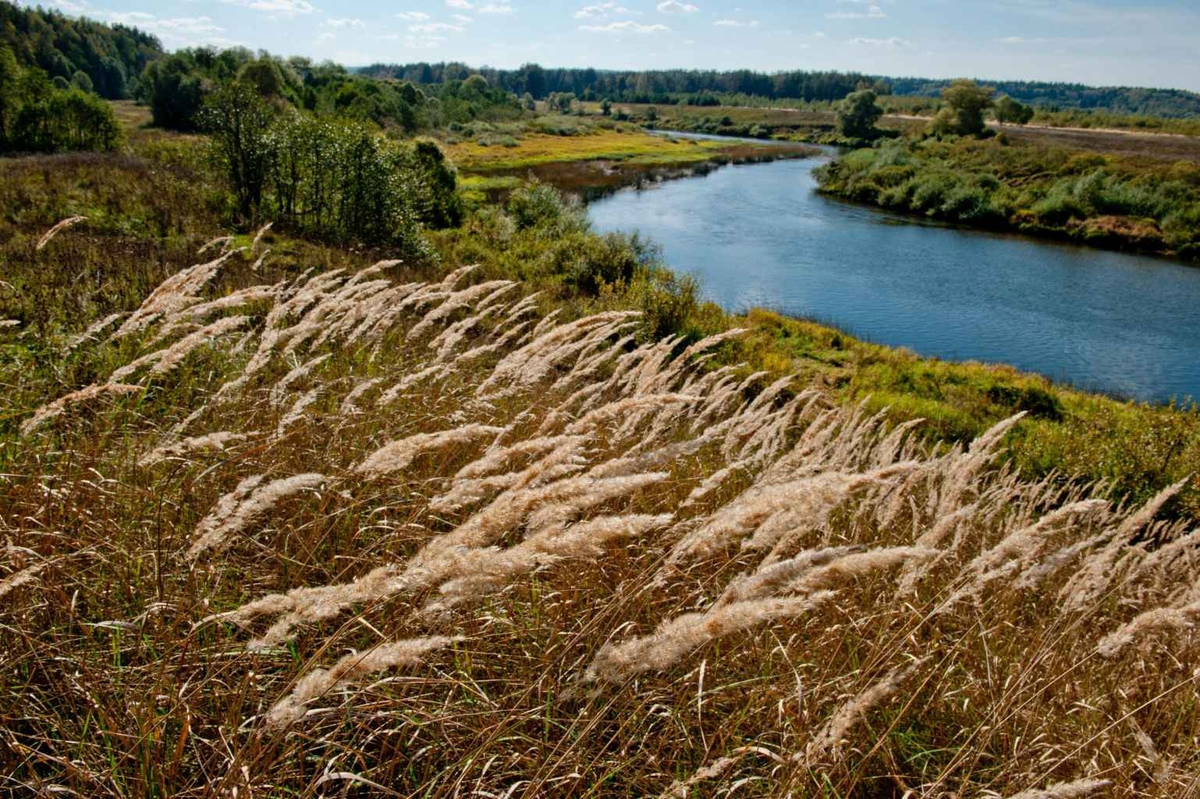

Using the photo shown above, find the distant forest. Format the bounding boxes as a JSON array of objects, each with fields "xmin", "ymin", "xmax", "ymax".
[
  {"xmin": 362, "ymin": 63, "xmax": 1200, "ymax": 119},
  {"xmin": 0, "ymin": 1, "xmax": 163, "ymax": 98}
]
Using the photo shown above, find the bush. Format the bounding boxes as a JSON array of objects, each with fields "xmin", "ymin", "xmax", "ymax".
[{"xmin": 1, "ymin": 62, "xmax": 121, "ymax": 154}]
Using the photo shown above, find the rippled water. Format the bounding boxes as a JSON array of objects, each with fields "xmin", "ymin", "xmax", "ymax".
[{"xmin": 587, "ymin": 136, "xmax": 1200, "ymax": 403}]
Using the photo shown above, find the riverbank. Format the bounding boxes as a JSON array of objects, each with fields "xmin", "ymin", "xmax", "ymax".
[{"xmin": 815, "ymin": 136, "xmax": 1200, "ymax": 263}]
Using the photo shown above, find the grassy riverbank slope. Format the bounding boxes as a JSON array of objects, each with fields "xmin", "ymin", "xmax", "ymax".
[{"xmin": 1, "ymin": 105, "xmax": 1199, "ymax": 795}]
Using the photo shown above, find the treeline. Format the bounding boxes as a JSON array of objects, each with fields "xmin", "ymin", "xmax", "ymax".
[
  {"xmin": 889, "ymin": 77, "xmax": 1200, "ymax": 119},
  {"xmin": 360, "ymin": 63, "xmax": 888, "ymax": 105},
  {"xmin": 0, "ymin": 45, "xmax": 121, "ymax": 153},
  {"xmin": 0, "ymin": 1, "xmax": 162, "ymax": 99},
  {"xmin": 143, "ymin": 49, "xmax": 520, "ymax": 134}
]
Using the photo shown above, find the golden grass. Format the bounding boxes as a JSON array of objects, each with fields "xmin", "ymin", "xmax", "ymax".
[{"xmin": 3, "ymin": 237, "xmax": 1198, "ymax": 797}]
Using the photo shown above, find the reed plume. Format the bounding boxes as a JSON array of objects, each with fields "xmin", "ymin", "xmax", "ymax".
[
  {"xmin": 188, "ymin": 473, "xmax": 327, "ymax": 560},
  {"xmin": 35, "ymin": 216, "xmax": 86, "ymax": 250},
  {"xmin": 21, "ymin": 383, "xmax": 142, "ymax": 436},
  {"xmin": 355, "ymin": 425, "xmax": 505, "ymax": 479}
]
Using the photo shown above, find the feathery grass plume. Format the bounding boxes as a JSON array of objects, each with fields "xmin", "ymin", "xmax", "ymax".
[
  {"xmin": 113, "ymin": 249, "xmax": 244, "ymax": 340},
  {"xmin": 251, "ymin": 248, "xmax": 271, "ymax": 271},
  {"xmin": 149, "ymin": 315, "xmax": 250, "ymax": 377},
  {"xmin": 270, "ymin": 354, "xmax": 332, "ymax": 407},
  {"xmin": 276, "ymin": 388, "xmax": 321, "ymax": 438},
  {"xmin": 64, "ymin": 312, "xmax": 126, "ymax": 351},
  {"xmin": 35, "ymin": 216, "xmax": 86, "ymax": 250},
  {"xmin": 376, "ymin": 365, "xmax": 452, "ymax": 407},
  {"xmin": 1059, "ymin": 477, "xmax": 1191, "ymax": 614},
  {"xmin": 339, "ymin": 377, "xmax": 386, "ymax": 417},
  {"xmin": 476, "ymin": 311, "xmax": 640, "ymax": 399},
  {"xmin": 804, "ymin": 659, "xmax": 921, "ymax": 763},
  {"xmin": 668, "ymin": 463, "xmax": 919, "ymax": 565},
  {"xmin": 563, "ymin": 394, "xmax": 700, "ymax": 436},
  {"xmin": 523, "ymin": 472, "xmax": 672, "ymax": 535},
  {"xmin": 933, "ymin": 413, "xmax": 1027, "ymax": 515},
  {"xmin": 438, "ymin": 264, "xmax": 480, "ymax": 290},
  {"xmin": 786, "ymin": 546, "xmax": 937, "ymax": 596},
  {"xmin": 250, "ymin": 222, "xmax": 273, "ymax": 253},
  {"xmin": 584, "ymin": 591, "xmax": 836, "ymax": 685},
  {"xmin": 425, "ymin": 514, "xmax": 673, "ymax": 614},
  {"xmin": 265, "ymin": 636, "xmax": 459, "ymax": 729},
  {"xmin": 716, "ymin": 546, "xmax": 863, "ymax": 607},
  {"xmin": 197, "ymin": 235, "xmax": 233, "ymax": 255},
  {"xmin": 1002, "ymin": 778, "xmax": 1113, "ymax": 799},
  {"xmin": 1096, "ymin": 591, "xmax": 1200, "ymax": 658},
  {"xmin": 453, "ymin": 320, "xmax": 532, "ymax": 367},
  {"xmin": 139, "ymin": 432, "xmax": 250, "ymax": 468},
  {"xmin": 355, "ymin": 426, "xmax": 505, "ymax": 479},
  {"xmin": 660, "ymin": 746, "xmax": 783, "ymax": 799},
  {"xmin": 429, "ymin": 308, "xmax": 498, "ymax": 363},
  {"xmin": 962, "ymin": 500, "xmax": 1109, "ymax": 580},
  {"xmin": 0, "ymin": 562, "xmax": 47, "ymax": 599},
  {"xmin": 0, "ymin": 320, "xmax": 20, "ymax": 329},
  {"xmin": 503, "ymin": 291, "xmax": 542, "ymax": 322},
  {"xmin": 166, "ymin": 285, "xmax": 279, "ymax": 327},
  {"xmin": 187, "ymin": 473, "xmax": 326, "ymax": 560},
  {"xmin": 109, "ymin": 316, "xmax": 249, "ymax": 382},
  {"xmin": 681, "ymin": 459, "xmax": 753, "ymax": 510},
  {"xmin": 21, "ymin": 383, "xmax": 142, "ymax": 436}
]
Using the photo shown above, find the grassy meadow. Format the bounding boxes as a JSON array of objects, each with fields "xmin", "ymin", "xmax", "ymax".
[{"xmin": 1, "ymin": 105, "xmax": 1200, "ymax": 797}]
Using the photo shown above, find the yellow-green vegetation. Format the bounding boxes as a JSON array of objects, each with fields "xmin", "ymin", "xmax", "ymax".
[
  {"xmin": 443, "ymin": 127, "xmax": 807, "ymax": 172},
  {"xmin": 816, "ymin": 136, "xmax": 1200, "ymax": 261}
]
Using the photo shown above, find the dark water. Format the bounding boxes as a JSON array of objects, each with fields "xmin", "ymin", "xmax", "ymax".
[{"xmin": 587, "ymin": 135, "xmax": 1200, "ymax": 404}]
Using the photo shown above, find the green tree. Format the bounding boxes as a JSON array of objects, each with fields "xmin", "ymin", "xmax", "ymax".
[
  {"xmin": 600, "ymin": 98, "xmax": 612, "ymax": 117},
  {"xmin": 0, "ymin": 45, "xmax": 20, "ymax": 144},
  {"xmin": 994, "ymin": 95, "xmax": 1035, "ymax": 125},
  {"xmin": 70, "ymin": 69, "xmax": 93, "ymax": 93},
  {"xmin": 202, "ymin": 80, "xmax": 278, "ymax": 221},
  {"xmin": 522, "ymin": 92, "xmax": 535, "ymax": 111},
  {"xmin": 930, "ymin": 79, "xmax": 995, "ymax": 137},
  {"xmin": 835, "ymin": 89, "xmax": 883, "ymax": 141},
  {"xmin": 141, "ymin": 53, "xmax": 208, "ymax": 130}
]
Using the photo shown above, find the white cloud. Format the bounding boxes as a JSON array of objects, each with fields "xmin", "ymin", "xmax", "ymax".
[
  {"xmin": 452, "ymin": 13, "xmax": 474, "ymax": 22},
  {"xmin": 656, "ymin": 1, "xmax": 697, "ymax": 13},
  {"xmin": 477, "ymin": 2, "xmax": 514, "ymax": 13},
  {"xmin": 446, "ymin": 0, "xmax": 473, "ymax": 8},
  {"xmin": 324, "ymin": 17, "xmax": 365, "ymax": 28},
  {"xmin": 576, "ymin": 2, "xmax": 638, "ymax": 19},
  {"xmin": 317, "ymin": 31, "xmax": 335, "ymax": 40},
  {"xmin": 826, "ymin": 4, "xmax": 885, "ymax": 18},
  {"xmin": 43, "ymin": 0, "xmax": 90, "ymax": 13},
  {"xmin": 581, "ymin": 20, "xmax": 670, "ymax": 33},
  {"xmin": 395, "ymin": 11, "xmax": 432, "ymax": 21},
  {"xmin": 219, "ymin": 0, "xmax": 317, "ymax": 17},
  {"xmin": 409, "ymin": 22, "xmax": 465, "ymax": 33},
  {"xmin": 105, "ymin": 11, "xmax": 227, "ymax": 43},
  {"xmin": 849, "ymin": 36, "xmax": 909, "ymax": 46},
  {"xmin": 998, "ymin": 36, "xmax": 1026, "ymax": 44},
  {"xmin": 714, "ymin": 18, "xmax": 759, "ymax": 27}
]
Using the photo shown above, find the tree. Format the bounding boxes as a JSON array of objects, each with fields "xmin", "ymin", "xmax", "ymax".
[
  {"xmin": 202, "ymin": 80, "xmax": 277, "ymax": 221},
  {"xmin": 930, "ymin": 79, "xmax": 994, "ymax": 137},
  {"xmin": 70, "ymin": 69, "xmax": 92, "ymax": 93},
  {"xmin": 994, "ymin": 95, "xmax": 1034, "ymax": 125},
  {"xmin": 600, "ymin": 98, "xmax": 612, "ymax": 117},
  {"xmin": 141, "ymin": 53, "xmax": 208, "ymax": 130},
  {"xmin": 522, "ymin": 92, "xmax": 535, "ymax": 111},
  {"xmin": 835, "ymin": 89, "xmax": 883, "ymax": 141},
  {"xmin": 0, "ymin": 45, "xmax": 19, "ymax": 143}
]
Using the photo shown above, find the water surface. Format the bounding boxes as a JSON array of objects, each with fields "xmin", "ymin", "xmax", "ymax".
[{"xmin": 587, "ymin": 136, "xmax": 1200, "ymax": 403}]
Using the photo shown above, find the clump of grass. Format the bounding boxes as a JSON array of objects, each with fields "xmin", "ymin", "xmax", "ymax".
[{"xmin": 5, "ymin": 235, "xmax": 1198, "ymax": 797}]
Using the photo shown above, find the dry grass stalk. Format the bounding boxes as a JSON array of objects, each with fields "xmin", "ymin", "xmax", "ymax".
[
  {"xmin": 804, "ymin": 660, "xmax": 921, "ymax": 763},
  {"xmin": 584, "ymin": 591, "xmax": 836, "ymax": 685},
  {"xmin": 1002, "ymin": 778, "xmax": 1113, "ymax": 799},
  {"xmin": 270, "ymin": 354, "xmax": 331, "ymax": 407},
  {"xmin": 35, "ymin": 216, "xmax": 86, "ymax": 250},
  {"xmin": 21, "ymin": 383, "xmax": 142, "ymax": 436},
  {"xmin": 114, "ymin": 250, "xmax": 243, "ymax": 339},
  {"xmin": 265, "ymin": 636, "xmax": 460, "ymax": 728},
  {"xmin": 355, "ymin": 425, "xmax": 505, "ymax": 479},
  {"xmin": 276, "ymin": 388, "xmax": 321, "ymax": 437},
  {"xmin": 139, "ymin": 431, "xmax": 250, "ymax": 467},
  {"xmin": 188, "ymin": 473, "xmax": 327, "ymax": 560}
]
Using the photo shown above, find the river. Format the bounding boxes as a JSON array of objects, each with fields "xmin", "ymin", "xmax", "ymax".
[{"xmin": 586, "ymin": 134, "xmax": 1200, "ymax": 404}]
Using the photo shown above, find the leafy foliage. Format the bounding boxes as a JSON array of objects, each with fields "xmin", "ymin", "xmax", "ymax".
[
  {"xmin": 0, "ymin": 0, "xmax": 161, "ymax": 99},
  {"xmin": 0, "ymin": 46, "xmax": 120, "ymax": 154}
]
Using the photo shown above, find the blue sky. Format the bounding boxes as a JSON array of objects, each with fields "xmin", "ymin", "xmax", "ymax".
[{"xmin": 33, "ymin": 0, "xmax": 1200, "ymax": 91}]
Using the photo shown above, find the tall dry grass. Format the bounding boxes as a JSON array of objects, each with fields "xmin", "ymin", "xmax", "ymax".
[{"xmin": 1, "ymin": 243, "xmax": 1197, "ymax": 797}]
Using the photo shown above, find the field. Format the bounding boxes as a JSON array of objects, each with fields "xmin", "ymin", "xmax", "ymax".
[{"xmin": 1, "ymin": 107, "xmax": 1200, "ymax": 796}]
